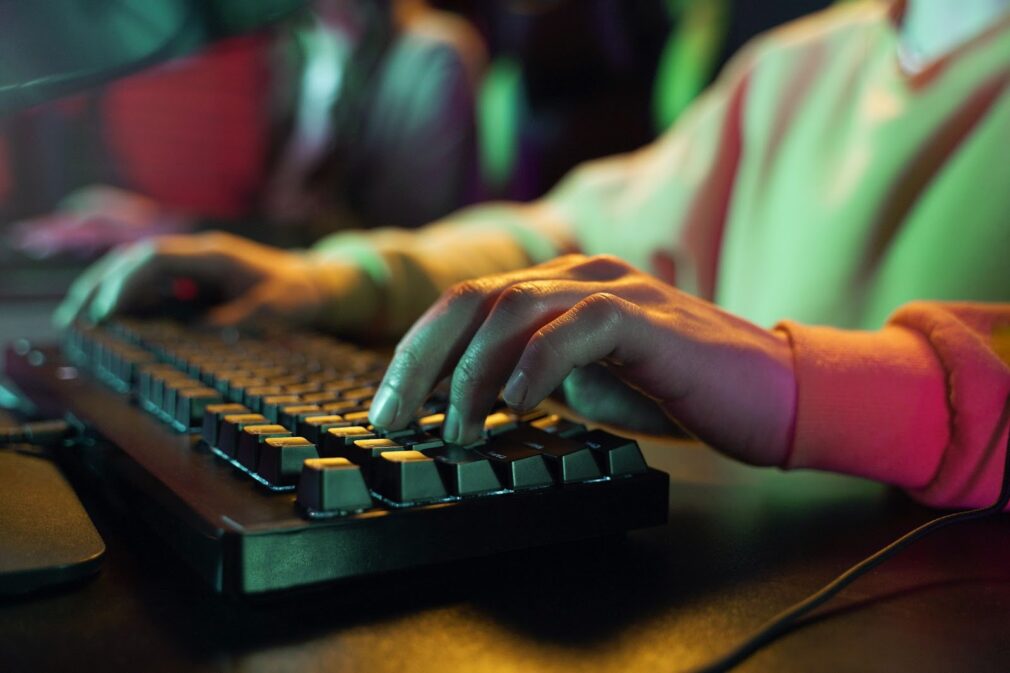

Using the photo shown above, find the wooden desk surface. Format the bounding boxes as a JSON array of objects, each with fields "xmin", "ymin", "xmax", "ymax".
[{"xmin": 2, "ymin": 435, "xmax": 1008, "ymax": 673}]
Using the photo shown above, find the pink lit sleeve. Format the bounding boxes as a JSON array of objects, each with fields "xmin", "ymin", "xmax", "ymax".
[{"xmin": 777, "ymin": 302, "xmax": 1010, "ymax": 510}]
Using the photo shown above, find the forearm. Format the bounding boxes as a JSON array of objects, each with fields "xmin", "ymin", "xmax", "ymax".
[{"xmin": 309, "ymin": 200, "xmax": 573, "ymax": 337}]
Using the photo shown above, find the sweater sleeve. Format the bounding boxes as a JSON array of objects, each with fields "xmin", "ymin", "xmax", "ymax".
[{"xmin": 777, "ymin": 301, "xmax": 1010, "ymax": 510}]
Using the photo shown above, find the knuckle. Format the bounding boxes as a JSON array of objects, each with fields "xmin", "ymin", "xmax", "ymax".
[
  {"xmin": 575, "ymin": 254, "xmax": 631, "ymax": 278},
  {"xmin": 581, "ymin": 292, "xmax": 625, "ymax": 326},
  {"xmin": 495, "ymin": 281, "xmax": 544, "ymax": 316},
  {"xmin": 444, "ymin": 279, "xmax": 485, "ymax": 306}
]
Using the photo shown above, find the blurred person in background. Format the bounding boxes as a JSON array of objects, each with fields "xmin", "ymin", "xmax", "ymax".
[
  {"xmin": 2, "ymin": 0, "xmax": 487, "ymax": 258},
  {"xmin": 56, "ymin": 0, "xmax": 1010, "ymax": 511}
]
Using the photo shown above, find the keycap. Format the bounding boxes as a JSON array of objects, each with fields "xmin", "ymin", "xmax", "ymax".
[
  {"xmin": 321, "ymin": 400, "xmax": 364, "ymax": 415},
  {"xmin": 483, "ymin": 411, "xmax": 519, "ymax": 436},
  {"xmin": 174, "ymin": 386, "xmax": 224, "ymax": 429},
  {"xmin": 372, "ymin": 450, "xmax": 447, "ymax": 502},
  {"xmin": 340, "ymin": 386, "xmax": 377, "ymax": 402},
  {"xmin": 242, "ymin": 385, "xmax": 283, "ymax": 411},
  {"xmin": 201, "ymin": 403, "xmax": 249, "ymax": 447},
  {"xmin": 297, "ymin": 458, "xmax": 372, "ymax": 512},
  {"xmin": 137, "ymin": 364, "xmax": 178, "ymax": 403},
  {"xmin": 417, "ymin": 413, "xmax": 445, "ymax": 433},
  {"xmin": 399, "ymin": 433, "xmax": 445, "ymax": 451},
  {"xmin": 321, "ymin": 425, "xmax": 376, "ymax": 458},
  {"xmin": 162, "ymin": 377, "xmax": 207, "ymax": 417},
  {"xmin": 301, "ymin": 391, "xmax": 339, "ymax": 405},
  {"xmin": 284, "ymin": 382, "xmax": 322, "ymax": 396},
  {"xmin": 217, "ymin": 413, "xmax": 269, "ymax": 457},
  {"xmin": 476, "ymin": 439, "xmax": 553, "ymax": 490},
  {"xmin": 421, "ymin": 444, "xmax": 501, "ymax": 495},
  {"xmin": 278, "ymin": 403, "xmax": 323, "ymax": 429},
  {"xmin": 150, "ymin": 371, "xmax": 195, "ymax": 412},
  {"xmin": 578, "ymin": 429, "xmax": 647, "ymax": 476},
  {"xmin": 237, "ymin": 424, "xmax": 292, "ymax": 471},
  {"xmin": 261, "ymin": 394, "xmax": 302, "ymax": 422},
  {"xmin": 530, "ymin": 413, "xmax": 588, "ymax": 438},
  {"xmin": 343, "ymin": 410, "xmax": 372, "ymax": 425},
  {"xmin": 258, "ymin": 436, "xmax": 318, "ymax": 485},
  {"xmin": 501, "ymin": 427, "xmax": 601, "ymax": 483},
  {"xmin": 347, "ymin": 438, "xmax": 403, "ymax": 475},
  {"xmin": 298, "ymin": 415, "xmax": 349, "ymax": 444}
]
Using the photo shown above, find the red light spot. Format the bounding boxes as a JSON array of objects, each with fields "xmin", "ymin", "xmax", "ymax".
[{"xmin": 171, "ymin": 277, "xmax": 199, "ymax": 302}]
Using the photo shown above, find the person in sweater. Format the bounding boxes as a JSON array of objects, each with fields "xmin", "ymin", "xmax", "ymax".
[{"xmin": 56, "ymin": 0, "xmax": 1010, "ymax": 510}]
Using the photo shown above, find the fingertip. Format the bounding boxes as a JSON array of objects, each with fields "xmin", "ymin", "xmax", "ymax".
[{"xmin": 502, "ymin": 369, "xmax": 529, "ymax": 409}]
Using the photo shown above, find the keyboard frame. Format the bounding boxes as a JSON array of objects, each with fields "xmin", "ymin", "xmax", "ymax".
[{"xmin": 6, "ymin": 345, "xmax": 670, "ymax": 596}]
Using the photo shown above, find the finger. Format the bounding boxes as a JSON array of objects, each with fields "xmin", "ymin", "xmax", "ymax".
[
  {"xmin": 444, "ymin": 280, "xmax": 605, "ymax": 445},
  {"xmin": 502, "ymin": 293, "xmax": 653, "ymax": 413},
  {"xmin": 368, "ymin": 256, "xmax": 622, "ymax": 431},
  {"xmin": 53, "ymin": 245, "xmax": 130, "ymax": 328},
  {"xmin": 560, "ymin": 364, "xmax": 679, "ymax": 436}
]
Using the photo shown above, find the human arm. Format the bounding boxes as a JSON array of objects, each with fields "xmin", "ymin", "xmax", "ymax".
[{"xmin": 370, "ymin": 254, "xmax": 1010, "ymax": 510}]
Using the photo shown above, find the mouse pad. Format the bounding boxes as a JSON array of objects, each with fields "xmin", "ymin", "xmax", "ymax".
[{"xmin": 0, "ymin": 450, "xmax": 105, "ymax": 595}]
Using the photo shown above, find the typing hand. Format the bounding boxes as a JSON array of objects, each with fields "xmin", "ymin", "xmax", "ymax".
[
  {"xmin": 370, "ymin": 254, "xmax": 796, "ymax": 466},
  {"xmin": 54, "ymin": 231, "xmax": 375, "ymax": 332}
]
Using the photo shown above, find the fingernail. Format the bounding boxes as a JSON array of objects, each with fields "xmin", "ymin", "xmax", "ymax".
[
  {"xmin": 369, "ymin": 385, "xmax": 400, "ymax": 428},
  {"xmin": 443, "ymin": 406, "xmax": 461, "ymax": 444},
  {"xmin": 503, "ymin": 370, "xmax": 529, "ymax": 409}
]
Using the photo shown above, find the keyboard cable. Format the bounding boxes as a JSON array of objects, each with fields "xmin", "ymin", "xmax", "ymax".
[{"xmin": 689, "ymin": 391, "xmax": 1010, "ymax": 673}]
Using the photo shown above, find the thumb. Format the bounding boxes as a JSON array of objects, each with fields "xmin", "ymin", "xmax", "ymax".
[{"xmin": 560, "ymin": 364, "xmax": 681, "ymax": 436}]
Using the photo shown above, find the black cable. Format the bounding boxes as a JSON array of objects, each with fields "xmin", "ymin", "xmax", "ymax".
[
  {"xmin": 690, "ymin": 393, "xmax": 1010, "ymax": 673},
  {"xmin": 0, "ymin": 420, "xmax": 72, "ymax": 447}
]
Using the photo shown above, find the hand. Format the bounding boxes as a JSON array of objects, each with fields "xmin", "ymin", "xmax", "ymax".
[
  {"xmin": 9, "ymin": 185, "xmax": 193, "ymax": 260},
  {"xmin": 369, "ymin": 254, "xmax": 796, "ymax": 466},
  {"xmin": 54, "ymin": 231, "xmax": 378, "ymax": 333}
]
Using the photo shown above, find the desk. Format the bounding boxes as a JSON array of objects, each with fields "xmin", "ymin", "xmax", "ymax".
[{"xmin": 2, "ymin": 435, "xmax": 1009, "ymax": 673}]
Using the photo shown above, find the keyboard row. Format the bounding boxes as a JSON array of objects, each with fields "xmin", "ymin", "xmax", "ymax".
[{"xmin": 64, "ymin": 321, "xmax": 649, "ymax": 517}]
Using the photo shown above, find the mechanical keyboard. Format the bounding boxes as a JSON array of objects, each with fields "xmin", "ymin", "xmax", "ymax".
[{"xmin": 5, "ymin": 320, "xmax": 669, "ymax": 596}]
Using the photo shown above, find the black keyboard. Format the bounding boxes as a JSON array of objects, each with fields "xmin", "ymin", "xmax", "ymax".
[{"xmin": 5, "ymin": 320, "xmax": 668, "ymax": 596}]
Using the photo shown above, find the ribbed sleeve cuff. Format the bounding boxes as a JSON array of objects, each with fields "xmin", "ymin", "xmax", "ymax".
[{"xmin": 776, "ymin": 320, "xmax": 950, "ymax": 490}]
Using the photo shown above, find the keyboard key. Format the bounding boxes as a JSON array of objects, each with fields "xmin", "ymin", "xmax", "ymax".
[
  {"xmin": 476, "ymin": 439, "xmax": 553, "ymax": 490},
  {"xmin": 530, "ymin": 413, "xmax": 588, "ymax": 438},
  {"xmin": 421, "ymin": 444, "xmax": 501, "ymax": 495},
  {"xmin": 258, "ymin": 436, "xmax": 318, "ymax": 485},
  {"xmin": 502, "ymin": 427, "xmax": 601, "ymax": 483},
  {"xmin": 261, "ymin": 394, "xmax": 302, "ymax": 422},
  {"xmin": 347, "ymin": 438, "xmax": 403, "ymax": 474},
  {"xmin": 297, "ymin": 458, "xmax": 372, "ymax": 512},
  {"xmin": 482, "ymin": 411, "xmax": 518, "ymax": 436},
  {"xmin": 372, "ymin": 450, "xmax": 447, "ymax": 503},
  {"xmin": 162, "ymin": 377, "xmax": 207, "ymax": 417},
  {"xmin": 278, "ymin": 404, "xmax": 323, "ymax": 429},
  {"xmin": 578, "ymin": 429, "xmax": 647, "ymax": 476},
  {"xmin": 237, "ymin": 424, "xmax": 292, "ymax": 471},
  {"xmin": 201, "ymin": 403, "xmax": 249, "ymax": 447},
  {"xmin": 217, "ymin": 413, "xmax": 269, "ymax": 456},
  {"xmin": 343, "ymin": 410, "xmax": 372, "ymax": 425},
  {"xmin": 322, "ymin": 425, "xmax": 376, "ymax": 458},
  {"xmin": 320, "ymin": 400, "xmax": 363, "ymax": 415},
  {"xmin": 242, "ymin": 385, "xmax": 283, "ymax": 411},
  {"xmin": 399, "ymin": 433, "xmax": 445, "ymax": 451},
  {"xmin": 301, "ymin": 391, "xmax": 339, "ymax": 405},
  {"xmin": 174, "ymin": 386, "xmax": 224, "ymax": 429},
  {"xmin": 417, "ymin": 413, "xmax": 445, "ymax": 433},
  {"xmin": 298, "ymin": 415, "xmax": 349, "ymax": 444}
]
